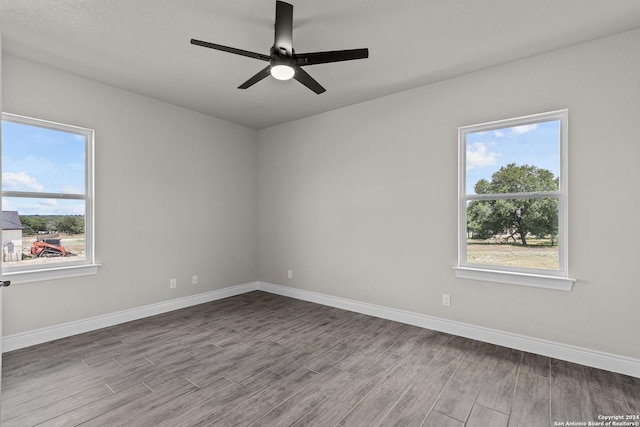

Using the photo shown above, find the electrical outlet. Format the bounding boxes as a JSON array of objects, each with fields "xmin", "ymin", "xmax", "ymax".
[
  {"xmin": 192, "ymin": 275, "xmax": 198, "ymax": 285},
  {"xmin": 287, "ymin": 269, "xmax": 293, "ymax": 279},
  {"xmin": 442, "ymin": 293, "xmax": 451, "ymax": 307},
  {"xmin": 170, "ymin": 278, "xmax": 177, "ymax": 289}
]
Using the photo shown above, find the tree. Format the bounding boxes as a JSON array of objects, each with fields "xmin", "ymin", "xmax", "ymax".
[
  {"xmin": 19, "ymin": 216, "xmax": 48, "ymax": 235},
  {"xmin": 467, "ymin": 163, "xmax": 558, "ymax": 246},
  {"xmin": 57, "ymin": 216, "xmax": 84, "ymax": 235}
]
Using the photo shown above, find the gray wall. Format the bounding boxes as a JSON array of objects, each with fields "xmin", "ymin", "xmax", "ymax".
[
  {"xmin": 257, "ymin": 28, "xmax": 640, "ymax": 359},
  {"xmin": 3, "ymin": 28, "xmax": 639, "ymax": 362},
  {"xmin": 2, "ymin": 55, "xmax": 258, "ymax": 335}
]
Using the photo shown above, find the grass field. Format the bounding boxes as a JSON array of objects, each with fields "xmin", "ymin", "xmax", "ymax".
[{"xmin": 466, "ymin": 238, "xmax": 559, "ymax": 270}]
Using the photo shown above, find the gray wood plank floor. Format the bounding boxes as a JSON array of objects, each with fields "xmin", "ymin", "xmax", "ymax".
[{"xmin": 2, "ymin": 291, "xmax": 638, "ymax": 426}]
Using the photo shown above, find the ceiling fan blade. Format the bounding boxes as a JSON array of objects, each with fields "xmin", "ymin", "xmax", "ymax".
[
  {"xmin": 274, "ymin": 1, "xmax": 293, "ymax": 55},
  {"xmin": 293, "ymin": 66, "xmax": 326, "ymax": 94},
  {"xmin": 238, "ymin": 65, "xmax": 272, "ymax": 89},
  {"xmin": 191, "ymin": 39, "xmax": 270, "ymax": 62},
  {"xmin": 295, "ymin": 48, "xmax": 369, "ymax": 66}
]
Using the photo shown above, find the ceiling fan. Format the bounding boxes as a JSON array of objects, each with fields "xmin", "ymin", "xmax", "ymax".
[{"xmin": 190, "ymin": 0, "xmax": 369, "ymax": 94}]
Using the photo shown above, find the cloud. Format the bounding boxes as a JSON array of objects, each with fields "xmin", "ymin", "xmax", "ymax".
[
  {"xmin": 494, "ymin": 131, "xmax": 504, "ymax": 138},
  {"xmin": 2, "ymin": 197, "xmax": 83, "ymax": 215},
  {"xmin": 2, "ymin": 172, "xmax": 45, "ymax": 192},
  {"xmin": 61, "ymin": 185, "xmax": 83, "ymax": 194},
  {"xmin": 466, "ymin": 142, "xmax": 498, "ymax": 170},
  {"xmin": 1, "ymin": 198, "xmax": 16, "ymax": 211},
  {"xmin": 512, "ymin": 124, "xmax": 538, "ymax": 134}
]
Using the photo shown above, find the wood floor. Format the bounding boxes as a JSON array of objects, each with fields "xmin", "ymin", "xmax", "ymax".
[{"xmin": 2, "ymin": 291, "xmax": 638, "ymax": 426}]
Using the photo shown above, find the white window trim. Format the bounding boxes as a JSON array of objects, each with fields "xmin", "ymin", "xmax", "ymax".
[
  {"xmin": 454, "ymin": 109, "xmax": 575, "ymax": 291},
  {"xmin": 1, "ymin": 113, "xmax": 100, "ymax": 284},
  {"xmin": 2, "ymin": 264, "xmax": 100, "ymax": 285}
]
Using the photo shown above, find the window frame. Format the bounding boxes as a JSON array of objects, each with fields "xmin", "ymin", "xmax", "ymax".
[
  {"xmin": 453, "ymin": 109, "xmax": 575, "ymax": 291},
  {"xmin": 1, "ymin": 112, "xmax": 99, "ymax": 284}
]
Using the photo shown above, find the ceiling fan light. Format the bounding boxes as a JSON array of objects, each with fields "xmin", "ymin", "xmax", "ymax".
[{"xmin": 271, "ymin": 64, "xmax": 295, "ymax": 80}]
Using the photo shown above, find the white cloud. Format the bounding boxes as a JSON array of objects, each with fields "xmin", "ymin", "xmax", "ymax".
[
  {"xmin": 494, "ymin": 131, "xmax": 504, "ymax": 138},
  {"xmin": 61, "ymin": 185, "xmax": 83, "ymax": 194},
  {"xmin": 512, "ymin": 124, "xmax": 538, "ymax": 134},
  {"xmin": 3, "ymin": 197, "xmax": 83, "ymax": 215},
  {"xmin": 2, "ymin": 172, "xmax": 45, "ymax": 192},
  {"xmin": 466, "ymin": 142, "xmax": 498, "ymax": 170},
  {"xmin": 2, "ymin": 198, "xmax": 16, "ymax": 211}
]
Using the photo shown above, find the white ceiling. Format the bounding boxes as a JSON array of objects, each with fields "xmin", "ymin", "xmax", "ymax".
[{"xmin": 1, "ymin": 0, "xmax": 640, "ymax": 129}]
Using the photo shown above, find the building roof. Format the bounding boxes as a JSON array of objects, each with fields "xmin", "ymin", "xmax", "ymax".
[{"xmin": 2, "ymin": 211, "xmax": 24, "ymax": 230}]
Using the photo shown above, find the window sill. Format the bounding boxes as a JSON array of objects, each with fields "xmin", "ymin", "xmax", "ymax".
[
  {"xmin": 453, "ymin": 266, "xmax": 575, "ymax": 291},
  {"xmin": 1, "ymin": 264, "xmax": 101, "ymax": 285}
]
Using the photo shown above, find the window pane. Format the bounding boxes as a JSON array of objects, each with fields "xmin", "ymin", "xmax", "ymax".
[
  {"xmin": 465, "ymin": 119, "xmax": 560, "ymax": 195},
  {"xmin": 2, "ymin": 198, "xmax": 86, "ymax": 266},
  {"xmin": 1, "ymin": 120, "xmax": 86, "ymax": 194},
  {"xmin": 466, "ymin": 197, "xmax": 559, "ymax": 270},
  {"xmin": 2, "ymin": 113, "xmax": 95, "ymax": 279}
]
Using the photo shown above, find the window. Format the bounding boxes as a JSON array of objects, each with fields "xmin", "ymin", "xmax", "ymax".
[
  {"xmin": 454, "ymin": 110, "xmax": 574, "ymax": 290},
  {"xmin": 1, "ymin": 113, "xmax": 98, "ymax": 283}
]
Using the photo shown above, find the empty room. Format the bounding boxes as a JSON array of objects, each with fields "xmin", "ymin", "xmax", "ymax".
[{"xmin": 0, "ymin": 0, "xmax": 639, "ymax": 426}]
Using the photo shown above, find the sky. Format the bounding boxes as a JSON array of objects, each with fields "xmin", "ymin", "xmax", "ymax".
[
  {"xmin": 465, "ymin": 119, "xmax": 560, "ymax": 194},
  {"xmin": 2, "ymin": 120, "xmax": 86, "ymax": 216}
]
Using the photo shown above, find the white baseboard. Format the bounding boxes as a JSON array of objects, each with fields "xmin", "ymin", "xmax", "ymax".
[
  {"xmin": 2, "ymin": 281, "xmax": 259, "ymax": 353},
  {"xmin": 257, "ymin": 282, "xmax": 640, "ymax": 378},
  {"xmin": 4, "ymin": 280, "xmax": 638, "ymax": 378}
]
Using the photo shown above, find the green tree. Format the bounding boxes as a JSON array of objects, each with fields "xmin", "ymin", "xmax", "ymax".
[
  {"xmin": 57, "ymin": 216, "xmax": 84, "ymax": 235},
  {"xmin": 19, "ymin": 216, "xmax": 48, "ymax": 235},
  {"xmin": 467, "ymin": 163, "xmax": 558, "ymax": 246}
]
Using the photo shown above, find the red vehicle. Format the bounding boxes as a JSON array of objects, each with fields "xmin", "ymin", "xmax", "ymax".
[{"xmin": 30, "ymin": 239, "xmax": 67, "ymax": 257}]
